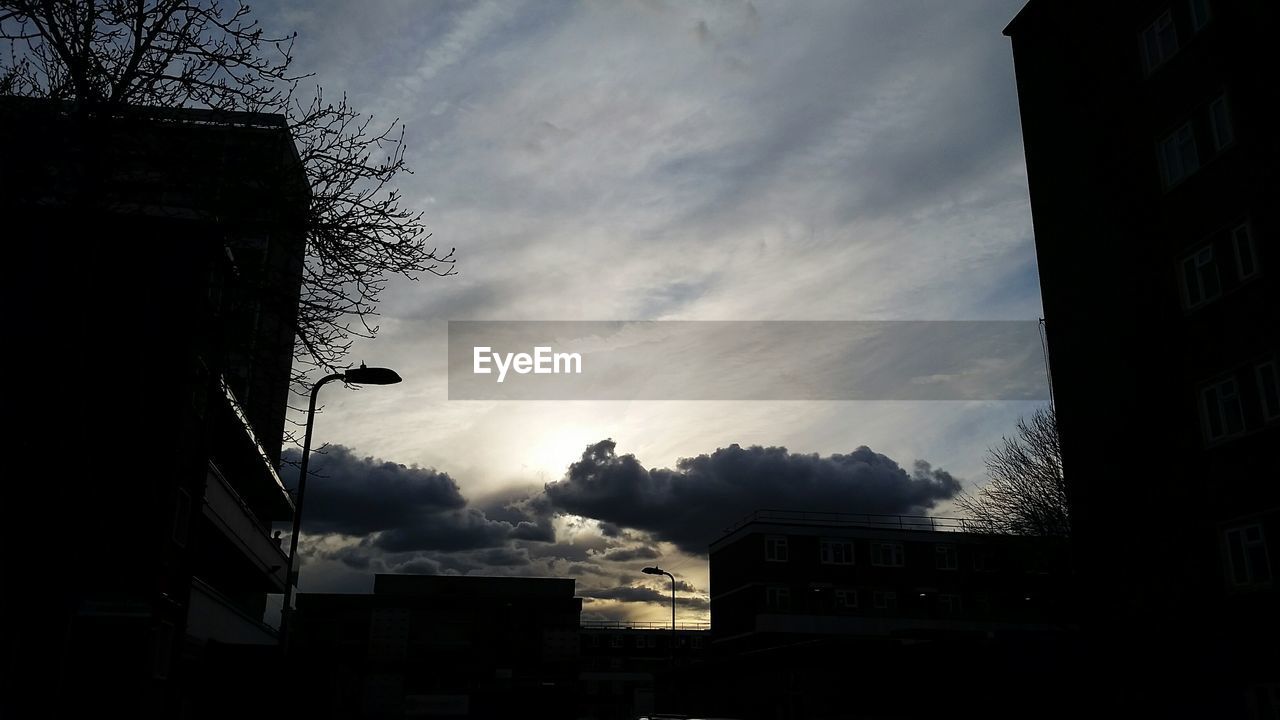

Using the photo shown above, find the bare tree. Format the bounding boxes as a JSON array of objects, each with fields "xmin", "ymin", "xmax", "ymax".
[
  {"xmin": 956, "ymin": 405, "xmax": 1070, "ymax": 537},
  {"xmin": 1, "ymin": 0, "xmax": 455, "ymax": 430}
]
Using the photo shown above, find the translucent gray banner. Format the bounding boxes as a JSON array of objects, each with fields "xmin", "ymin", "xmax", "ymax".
[{"xmin": 447, "ymin": 321, "xmax": 1049, "ymax": 400}]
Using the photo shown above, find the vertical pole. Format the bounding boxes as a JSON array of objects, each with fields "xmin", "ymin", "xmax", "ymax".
[{"xmin": 279, "ymin": 373, "xmax": 342, "ymax": 652}]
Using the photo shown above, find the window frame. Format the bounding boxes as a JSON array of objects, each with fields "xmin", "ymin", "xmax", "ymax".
[
  {"xmin": 871, "ymin": 541, "xmax": 905, "ymax": 567},
  {"xmin": 1208, "ymin": 94, "xmax": 1233, "ymax": 153},
  {"xmin": 938, "ymin": 593, "xmax": 962, "ymax": 616},
  {"xmin": 1180, "ymin": 245, "xmax": 1221, "ymax": 309},
  {"xmin": 1201, "ymin": 376, "xmax": 1246, "ymax": 442},
  {"xmin": 820, "ymin": 538, "xmax": 855, "ymax": 565},
  {"xmin": 872, "ymin": 590, "xmax": 898, "ymax": 610},
  {"xmin": 1224, "ymin": 524, "xmax": 1272, "ymax": 587},
  {"xmin": 935, "ymin": 544, "xmax": 958, "ymax": 571},
  {"xmin": 834, "ymin": 588, "xmax": 858, "ymax": 609},
  {"xmin": 1159, "ymin": 121, "xmax": 1200, "ymax": 189},
  {"xmin": 765, "ymin": 585, "xmax": 791, "ymax": 610},
  {"xmin": 1256, "ymin": 361, "xmax": 1280, "ymax": 422},
  {"xmin": 1189, "ymin": 0, "xmax": 1211, "ymax": 32},
  {"xmin": 1233, "ymin": 222, "xmax": 1259, "ymax": 281},
  {"xmin": 765, "ymin": 535, "xmax": 789, "ymax": 562},
  {"xmin": 1140, "ymin": 10, "xmax": 1179, "ymax": 74}
]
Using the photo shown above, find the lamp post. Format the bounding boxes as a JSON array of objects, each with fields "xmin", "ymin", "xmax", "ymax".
[
  {"xmin": 279, "ymin": 363, "xmax": 401, "ymax": 650},
  {"xmin": 642, "ymin": 566, "xmax": 676, "ymax": 656}
]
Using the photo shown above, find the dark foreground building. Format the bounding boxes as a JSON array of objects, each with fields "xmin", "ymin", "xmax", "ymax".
[
  {"xmin": 579, "ymin": 620, "xmax": 710, "ymax": 720},
  {"xmin": 3, "ymin": 98, "xmax": 309, "ymax": 717},
  {"xmin": 1004, "ymin": 1, "xmax": 1278, "ymax": 716},
  {"xmin": 293, "ymin": 574, "xmax": 583, "ymax": 719},
  {"xmin": 677, "ymin": 510, "xmax": 1076, "ymax": 719}
]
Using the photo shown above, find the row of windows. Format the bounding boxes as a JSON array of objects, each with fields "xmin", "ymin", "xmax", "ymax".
[
  {"xmin": 765, "ymin": 536, "xmax": 995, "ymax": 571},
  {"xmin": 1201, "ymin": 360, "xmax": 1280, "ymax": 443},
  {"xmin": 1181, "ymin": 221, "xmax": 1259, "ymax": 309},
  {"xmin": 1140, "ymin": 0, "xmax": 1211, "ymax": 75},
  {"xmin": 763, "ymin": 587, "xmax": 1015, "ymax": 615}
]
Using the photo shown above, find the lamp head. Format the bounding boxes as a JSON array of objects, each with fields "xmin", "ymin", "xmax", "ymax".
[
  {"xmin": 642, "ymin": 566, "xmax": 663, "ymax": 575},
  {"xmin": 344, "ymin": 362, "xmax": 402, "ymax": 386}
]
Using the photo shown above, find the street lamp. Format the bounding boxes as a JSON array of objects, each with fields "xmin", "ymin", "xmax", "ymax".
[
  {"xmin": 643, "ymin": 566, "xmax": 676, "ymax": 655},
  {"xmin": 279, "ymin": 363, "xmax": 401, "ymax": 649}
]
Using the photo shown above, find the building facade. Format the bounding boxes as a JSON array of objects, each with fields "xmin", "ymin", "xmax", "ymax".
[
  {"xmin": 709, "ymin": 510, "xmax": 1071, "ymax": 653},
  {"xmin": 1004, "ymin": 1, "xmax": 1278, "ymax": 716},
  {"xmin": 293, "ymin": 574, "xmax": 583, "ymax": 719},
  {"xmin": 578, "ymin": 620, "xmax": 710, "ymax": 720},
  {"xmin": 694, "ymin": 510, "xmax": 1074, "ymax": 719},
  {"xmin": 3, "ymin": 98, "xmax": 309, "ymax": 717}
]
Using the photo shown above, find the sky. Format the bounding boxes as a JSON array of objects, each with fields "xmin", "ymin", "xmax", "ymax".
[{"xmin": 256, "ymin": 0, "xmax": 1046, "ymax": 623}]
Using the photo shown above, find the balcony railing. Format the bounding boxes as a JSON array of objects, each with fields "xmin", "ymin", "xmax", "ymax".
[
  {"xmin": 204, "ymin": 461, "xmax": 289, "ymax": 591},
  {"xmin": 722, "ymin": 509, "xmax": 968, "ymax": 536},
  {"xmin": 215, "ymin": 375, "xmax": 293, "ymax": 520}
]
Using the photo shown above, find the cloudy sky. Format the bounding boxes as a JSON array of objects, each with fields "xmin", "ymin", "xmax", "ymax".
[{"xmin": 256, "ymin": 0, "xmax": 1047, "ymax": 623}]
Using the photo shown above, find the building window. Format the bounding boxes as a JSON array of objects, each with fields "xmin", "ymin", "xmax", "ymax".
[
  {"xmin": 1257, "ymin": 361, "xmax": 1280, "ymax": 422},
  {"xmin": 1181, "ymin": 246, "xmax": 1221, "ymax": 308},
  {"xmin": 1189, "ymin": 0, "xmax": 1211, "ymax": 32},
  {"xmin": 1159, "ymin": 122, "xmax": 1199, "ymax": 188},
  {"xmin": 1233, "ymin": 222, "xmax": 1259, "ymax": 280},
  {"xmin": 871, "ymin": 542, "xmax": 904, "ymax": 567},
  {"xmin": 935, "ymin": 544, "xmax": 958, "ymax": 570},
  {"xmin": 1201, "ymin": 377, "xmax": 1245, "ymax": 441},
  {"xmin": 973, "ymin": 551, "xmax": 995, "ymax": 572},
  {"xmin": 1141, "ymin": 10, "xmax": 1179, "ymax": 73},
  {"xmin": 820, "ymin": 539, "xmax": 854, "ymax": 565},
  {"xmin": 765, "ymin": 586, "xmax": 791, "ymax": 610},
  {"xmin": 872, "ymin": 590, "xmax": 898, "ymax": 610},
  {"xmin": 938, "ymin": 594, "xmax": 962, "ymax": 616},
  {"xmin": 1209, "ymin": 95, "xmax": 1233, "ymax": 152},
  {"xmin": 765, "ymin": 535, "xmax": 789, "ymax": 562},
  {"xmin": 1225, "ymin": 525, "xmax": 1272, "ymax": 586},
  {"xmin": 647, "ymin": 635, "xmax": 658, "ymax": 648},
  {"xmin": 608, "ymin": 635, "xmax": 624, "ymax": 649},
  {"xmin": 834, "ymin": 589, "xmax": 858, "ymax": 609},
  {"xmin": 691, "ymin": 636, "xmax": 704, "ymax": 649}
]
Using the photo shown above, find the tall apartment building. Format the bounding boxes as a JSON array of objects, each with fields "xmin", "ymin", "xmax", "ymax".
[
  {"xmin": 1004, "ymin": 1, "xmax": 1278, "ymax": 716},
  {"xmin": 3, "ymin": 98, "xmax": 309, "ymax": 717}
]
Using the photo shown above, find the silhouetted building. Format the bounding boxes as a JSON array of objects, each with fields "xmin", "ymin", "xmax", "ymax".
[
  {"xmin": 1004, "ymin": 1, "xmax": 1278, "ymax": 716},
  {"xmin": 690, "ymin": 510, "xmax": 1075, "ymax": 719},
  {"xmin": 578, "ymin": 620, "xmax": 710, "ymax": 720},
  {"xmin": 710, "ymin": 510, "xmax": 1071, "ymax": 652},
  {"xmin": 292, "ymin": 574, "xmax": 583, "ymax": 719},
  {"xmin": 4, "ymin": 98, "xmax": 309, "ymax": 717}
]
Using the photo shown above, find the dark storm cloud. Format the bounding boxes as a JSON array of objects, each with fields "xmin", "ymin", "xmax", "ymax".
[
  {"xmin": 545, "ymin": 439, "xmax": 962, "ymax": 554},
  {"xmin": 602, "ymin": 546, "xmax": 662, "ymax": 562},
  {"xmin": 671, "ymin": 579, "xmax": 699, "ymax": 593},
  {"xmin": 282, "ymin": 445, "xmax": 465, "ymax": 536},
  {"xmin": 281, "ymin": 446, "xmax": 547, "ymax": 553},
  {"xmin": 373, "ymin": 508, "xmax": 514, "ymax": 553},
  {"xmin": 582, "ymin": 585, "xmax": 710, "ymax": 611}
]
